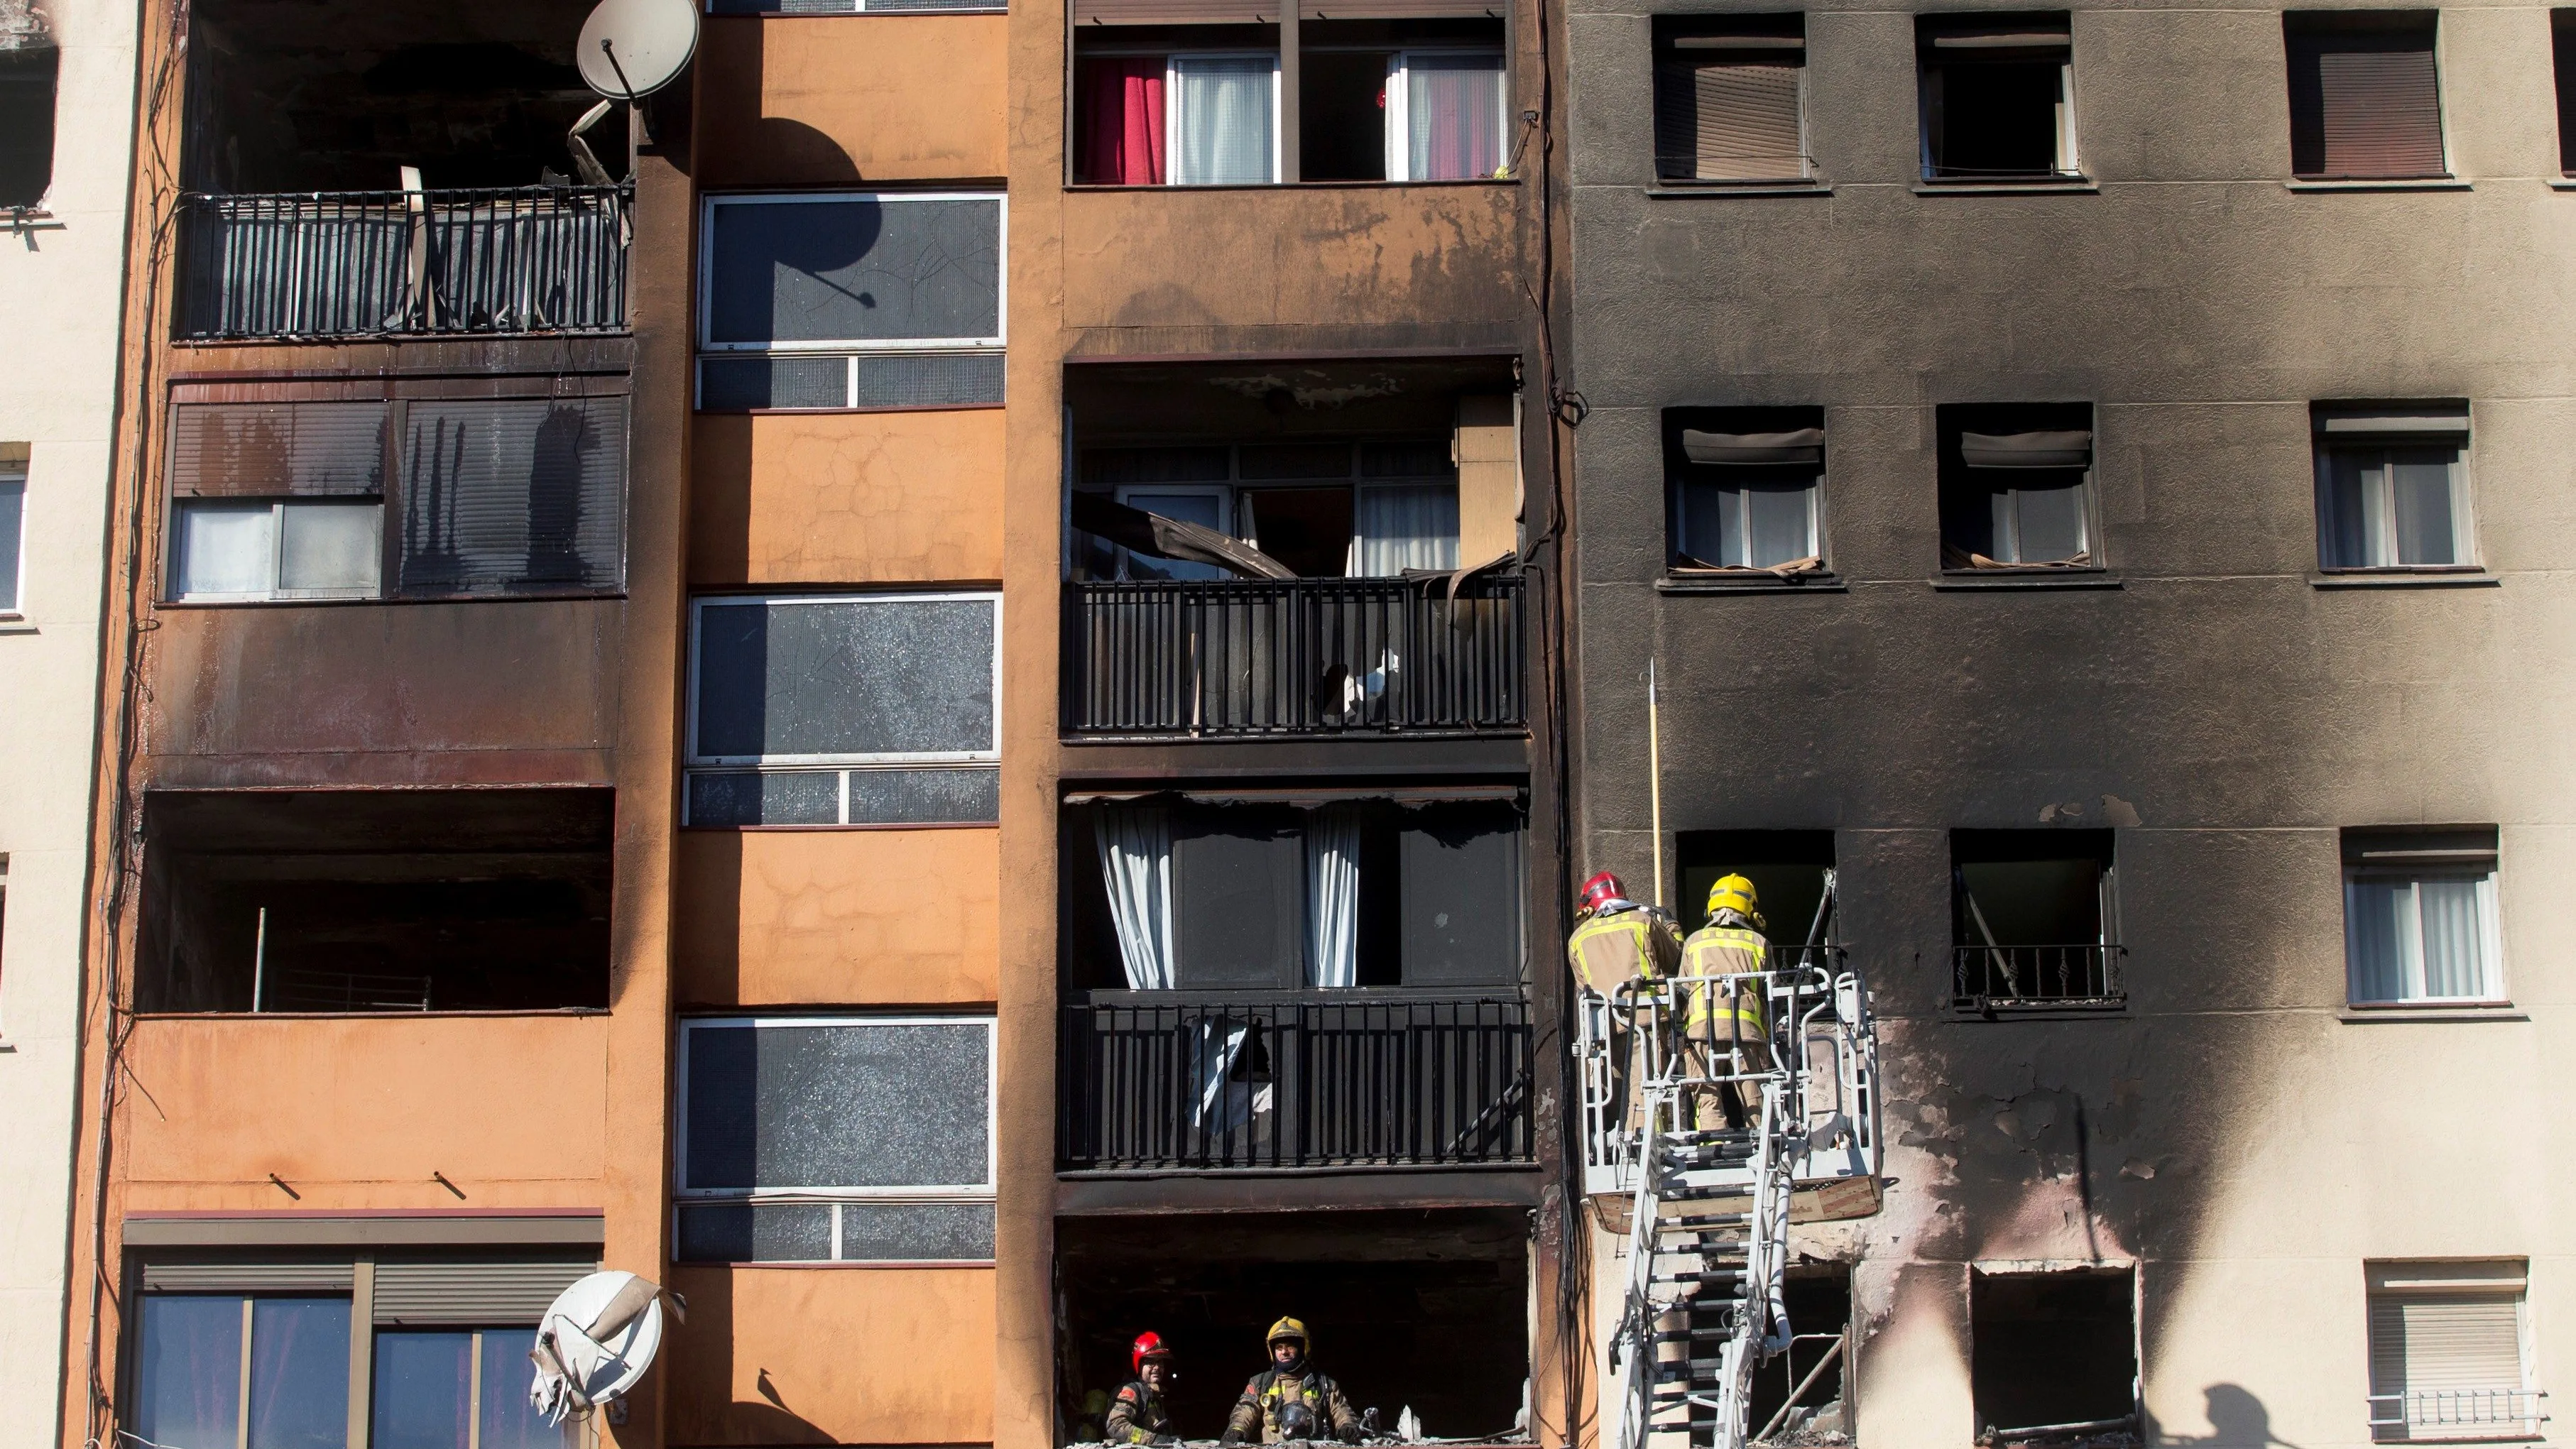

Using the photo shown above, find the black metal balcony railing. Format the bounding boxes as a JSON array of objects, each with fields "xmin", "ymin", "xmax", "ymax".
[
  {"xmin": 177, "ymin": 185, "xmax": 632, "ymax": 341},
  {"xmin": 1952, "ymin": 944, "xmax": 2126, "ymax": 1011},
  {"xmin": 1064, "ymin": 575, "xmax": 1526, "ymax": 738},
  {"xmin": 1058, "ymin": 993, "xmax": 1534, "ymax": 1171}
]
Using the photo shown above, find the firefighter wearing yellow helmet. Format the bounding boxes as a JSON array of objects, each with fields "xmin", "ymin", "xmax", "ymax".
[
  {"xmin": 1678, "ymin": 873, "xmax": 1773, "ymax": 1130},
  {"xmin": 1221, "ymin": 1318, "xmax": 1365, "ymax": 1444}
]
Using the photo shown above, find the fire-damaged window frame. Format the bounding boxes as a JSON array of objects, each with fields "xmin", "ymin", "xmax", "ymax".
[
  {"xmin": 694, "ymin": 190, "xmax": 1007, "ymax": 413},
  {"xmin": 1967, "ymin": 1263, "xmax": 2141, "ymax": 1445},
  {"xmin": 1915, "ymin": 13, "xmax": 2084, "ymax": 185},
  {"xmin": 673, "ymin": 1014, "xmax": 1000, "ymax": 1265},
  {"xmin": 1661, "ymin": 405, "xmax": 1832, "ymax": 584},
  {"xmin": 2312, "ymin": 403, "xmax": 2481, "ymax": 576},
  {"xmin": 1935, "ymin": 402, "xmax": 2104, "ymax": 577},
  {"xmin": 1652, "ymin": 13, "xmax": 1811, "ymax": 185},
  {"xmin": 157, "ymin": 375, "xmax": 633, "ymax": 606},
  {"xmin": 2341, "ymin": 827, "xmax": 2504, "ymax": 1009},
  {"xmin": 2364, "ymin": 1259, "xmax": 2540, "ymax": 1441},
  {"xmin": 682, "ymin": 590, "xmax": 1004, "ymax": 829},
  {"xmin": 0, "ymin": 20, "xmax": 57, "ymax": 212},
  {"xmin": 1950, "ymin": 828, "xmax": 2125, "ymax": 1015}
]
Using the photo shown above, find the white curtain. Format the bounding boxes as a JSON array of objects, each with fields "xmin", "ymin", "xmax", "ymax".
[
  {"xmin": 1172, "ymin": 58, "xmax": 1275, "ymax": 185},
  {"xmin": 1355, "ymin": 484, "xmax": 1461, "ymax": 576},
  {"xmin": 2346, "ymin": 872, "xmax": 2496, "ymax": 1003},
  {"xmin": 1304, "ymin": 804, "xmax": 1363, "ymax": 988},
  {"xmin": 1094, "ymin": 808, "xmax": 1174, "ymax": 990},
  {"xmin": 2418, "ymin": 875, "xmax": 2491, "ymax": 1000},
  {"xmin": 1406, "ymin": 53, "xmax": 1506, "ymax": 181}
]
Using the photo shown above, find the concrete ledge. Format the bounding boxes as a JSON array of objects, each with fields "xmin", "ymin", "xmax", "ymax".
[
  {"xmin": 2337, "ymin": 1005, "xmax": 2526, "ymax": 1023},
  {"xmin": 1644, "ymin": 182, "xmax": 1833, "ymax": 199},
  {"xmin": 2310, "ymin": 570, "xmax": 2498, "ymax": 589},
  {"xmin": 1931, "ymin": 572, "xmax": 2123, "ymax": 591},
  {"xmin": 1057, "ymin": 1166, "xmax": 1544, "ymax": 1215},
  {"xmin": 1911, "ymin": 179, "xmax": 2097, "ymax": 195},
  {"xmin": 2285, "ymin": 177, "xmax": 2472, "ymax": 192},
  {"xmin": 1657, "ymin": 573, "xmax": 1848, "ymax": 594}
]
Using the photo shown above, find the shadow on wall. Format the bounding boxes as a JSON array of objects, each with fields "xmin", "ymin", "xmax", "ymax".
[{"xmin": 2164, "ymin": 1384, "xmax": 2304, "ymax": 1449}]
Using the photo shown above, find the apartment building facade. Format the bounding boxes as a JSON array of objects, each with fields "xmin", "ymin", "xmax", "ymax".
[{"xmin": 1566, "ymin": 1, "xmax": 2576, "ymax": 1445}]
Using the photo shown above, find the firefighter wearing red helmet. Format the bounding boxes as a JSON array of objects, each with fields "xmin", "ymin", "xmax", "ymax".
[
  {"xmin": 1108, "ymin": 1332, "xmax": 1181, "ymax": 1446},
  {"xmin": 1566, "ymin": 870, "xmax": 1681, "ymax": 995}
]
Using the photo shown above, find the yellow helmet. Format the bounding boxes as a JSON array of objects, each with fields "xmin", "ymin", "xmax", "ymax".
[
  {"xmin": 1266, "ymin": 1316, "xmax": 1310, "ymax": 1349},
  {"xmin": 1706, "ymin": 873, "xmax": 1762, "ymax": 925}
]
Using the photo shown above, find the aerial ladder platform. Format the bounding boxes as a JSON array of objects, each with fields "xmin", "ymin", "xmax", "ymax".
[{"xmin": 1575, "ymin": 875, "xmax": 1885, "ymax": 1449}]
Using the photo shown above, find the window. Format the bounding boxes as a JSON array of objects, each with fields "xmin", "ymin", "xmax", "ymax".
[
  {"xmin": 2367, "ymin": 1262, "xmax": 2539, "ymax": 1440},
  {"xmin": 1952, "ymin": 829, "xmax": 2120, "ymax": 1010},
  {"xmin": 2314, "ymin": 405, "xmax": 2474, "ymax": 572},
  {"xmin": 2556, "ymin": 12, "xmax": 2575, "ymax": 177},
  {"xmin": 131, "ymin": 1294, "xmax": 350, "ymax": 1449},
  {"xmin": 1072, "ymin": 440, "xmax": 1461, "ymax": 581},
  {"xmin": 0, "ymin": 38, "xmax": 55, "ymax": 209},
  {"xmin": 1970, "ymin": 1267, "xmax": 2137, "ymax": 1440},
  {"xmin": 0, "ymin": 447, "xmax": 24, "ymax": 614},
  {"xmin": 676, "ymin": 1016, "xmax": 997, "ymax": 1263},
  {"xmin": 1677, "ymin": 831, "xmax": 1835, "ymax": 946},
  {"xmin": 685, "ymin": 592, "xmax": 1002, "ymax": 828},
  {"xmin": 1665, "ymin": 407, "xmax": 1826, "ymax": 574},
  {"xmin": 2287, "ymin": 13, "xmax": 2446, "ymax": 180},
  {"xmin": 1938, "ymin": 404, "xmax": 2095, "ymax": 570},
  {"xmin": 697, "ymin": 192, "xmax": 1005, "ymax": 412},
  {"xmin": 2343, "ymin": 828, "xmax": 2501, "ymax": 1006},
  {"xmin": 372, "ymin": 1328, "xmax": 557, "ymax": 1449},
  {"xmin": 1385, "ymin": 51, "xmax": 1507, "ymax": 180},
  {"xmin": 164, "ymin": 393, "xmax": 628, "ymax": 603},
  {"xmin": 1917, "ymin": 14, "xmax": 2079, "ymax": 182},
  {"xmin": 1654, "ymin": 16, "xmax": 1808, "ymax": 184}
]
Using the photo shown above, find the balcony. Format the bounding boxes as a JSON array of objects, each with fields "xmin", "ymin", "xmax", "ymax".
[
  {"xmin": 175, "ymin": 185, "xmax": 631, "ymax": 342},
  {"xmin": 1062, "ymin": 574, "xmax": 1526, "ymax": 739},
  {"xmin": 1951, "ymin": 944, "xmax": 2127, "ymax": 1013},
  {"xmin": 1057, "ymin": 992, "xmax": 1534, "ymax": 1171}
]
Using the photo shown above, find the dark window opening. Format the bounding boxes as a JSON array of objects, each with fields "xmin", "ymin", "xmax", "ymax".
[
  {"xmin": 1304, "ymin": 49, "xmax": 1393, "ymax": 181},
  {"xmin": 1747, "ymin": 1267, "xmax": 1854, "ymax": 1440},
  {"xmin": 1936, "ymin": 403, "xmax": 2097, "ymax": 570},
  {"xmin": 1918, "ymin": 14, "xmax": 2076, "ymax": 180},
  {"xmin": 1058, "ymin": 1210, "xmax": 1530, "ymax": 1443},
  {"xmin": 0, "ymin": 42, "xmax": 58, "ymax": 209},
  {"xmin": 1970, "ymin": 1267, "xmax": 2137, "ymax": 1440},
  {"xmin": 1072, "ymin": 439, "xmax": 1462, "ymax": 581},
  {"xmin": 1654, "ymin": 16, "xmax": 1807, "ymax": 183},
  {"xmin": 138, "ymin": 788, "xmax": 613, "ymax": 1015},
  {"xmin": 1663, "ymin": 406, "xmax": 1826, "ymax": 575},
  {"xmin": 2556, "ymin": 13, "xmax": 2576, "ymax": 177},
  {"xmin": 1677, "ymin": 830, "xmax": 1834, "ymax": 946},
  {"xmin": 2285, "ymin": 11, "xmax": 2445, "ymax": 180},
  {"xmin": 1952, "ymin": 829, "xmax": 2121, "ymax": 1010}
]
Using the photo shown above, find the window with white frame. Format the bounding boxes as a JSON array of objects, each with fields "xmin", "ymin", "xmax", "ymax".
[
  {"xmin": 2367, "ymin": 1261, "xmax": 2539, "ymax": 1441},
  {"xmin": 1666, "ymin": 407, "xmax": 1827, "ymax": 573},
  {"xmin": 2315, "ymin": 405, "xmax": 2475, "ymax": 572},
  {"xmin": 675, "ymin": 1016, "xmax": 997, "ymax": 1264},
  {"xmin": 697, "ymin": 192, "xmax": 1005, "ymax": 412},
  {"xmin": 685, "ymin": 591, "xmax": 1001, "ymax": 828},
  {"xmin": 2343, "ymin": 828, "xmax": 2503, "ymax": 1006},
  {"xmin": 1385, "ymin": 51, "xmax": 1507, "ymax": 181},
  {"xmin": 0, "ymin": 452, "xmax": 24, "ymax": 615}
]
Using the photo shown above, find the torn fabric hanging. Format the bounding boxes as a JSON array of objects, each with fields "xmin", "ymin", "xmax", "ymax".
[{"xmin": 1069, "ymin": 490, "xmax": 1297, "ymax": 579}]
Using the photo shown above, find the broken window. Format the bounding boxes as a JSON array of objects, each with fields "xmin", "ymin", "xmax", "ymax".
[
  {"xmin": 1971, "ymin": 1267, "xmax": 2136, "ymax": 1441},
  {"xmin": 1748, "ymin": 1267, "xmax": 1853, "ymax": 1441},
  {"xmin": 1918, "ymin": 14, "xmax": 2079, "ymax": 182},
  {"xmin": 2343, "ymin": 828, "xmax": 2501, "ymax": 1006},
  {"xmin": 1952, "ymin": 829, "xmax": 2120, "ymax": 1010},
  {"xmin": 1938, "ymin": 403, "xmax": 2096, "ymax": 571},
  {"xmin": 1074, "ymin": 440, "xmax": 1461, "ymax": 581},
  {"xmin": 1678, "ymin": 831, "xmax": 1835, "ymax": 946},
  {"xmin": 696, "ymin": 192, "xmax": 1005, "ymax": 412},
  {"xmin": 136, "ymin": 789, "xmax": 613, "ymax": 1014},
  {"xmin": 2314, "ymin": 405, "xmax": 2474, "ymax": 572},
  {"xmin": 684, "ymin": 592, "xmax": 1002, "ymax": 828},
  {"xmin": 1654, "ymin": 16, "xmax": 1808, "ymax": 184},
  {"xmin": 0, "ymin": 33, "xmax": 56, "ymax": 210},
  {"xmin": 2287, "ymin": 12, "xmax": 2447, "ymax": 180},
  {"xmin": 675, "ymin": 1017, "xmax": 996, "ymax": 1263},
  {"xmin": 2367, "ymin": 1261, "xmax": 2538, "ymax": 1440},
  {"xmin": 1665, "ymin": 408, "xmax": 1826, "ymax": 575}
]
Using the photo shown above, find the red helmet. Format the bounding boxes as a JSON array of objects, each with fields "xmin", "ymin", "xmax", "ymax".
[
  {"xmin": 1577, "ymin": 871, "xmax": 1630, "ymax": 919},
  {"xmin": 1133, "ymin": 1331, "xmax": 1173, "ymax": 1377}
]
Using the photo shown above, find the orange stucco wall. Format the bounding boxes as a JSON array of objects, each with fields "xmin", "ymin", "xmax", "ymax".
[
  {"xmin": 667, "ymin": 1265, "xmax": 1000, "ymax": 1444},
  {"xmin": 696, "ymin": 14, "xmax": 1009, "ymax": 187},
  {"xmin": 116, "ymin": 1015, "xmax": 611, "ymax": 1210},
  {"xmin": 689, "ymin": 410, "xmax": 1008, "ymax": 587},
  {"xmin": 675, "ymin": 828, "xmax": 1003, "ymax": 1006}
]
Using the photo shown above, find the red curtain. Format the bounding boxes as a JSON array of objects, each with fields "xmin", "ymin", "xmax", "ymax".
[{"xmin": 1079, "ymin": 58, "xmax": 1167, "ymax": 185}]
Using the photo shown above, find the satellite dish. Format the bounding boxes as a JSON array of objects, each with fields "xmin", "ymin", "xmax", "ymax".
[
  {"xmin": 528, "ymin": 1269, "xmax": 682, "ymax": 1424},
  {"xmin": 577, "ymin": 0, "xmax": 699, "ymax": 100}
]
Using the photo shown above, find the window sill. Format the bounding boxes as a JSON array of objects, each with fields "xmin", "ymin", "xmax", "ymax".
[
  {"xmin": 682, "ymin": 820, "xmax": 999, "ymax": 832},
  {"xmin": 130, "ymin": 1008, "xmax": 613, "ymax": 1021},
  {"xmin": 155, "ymin": 591, "xmax": 630, "ymax": 609},
  {"xmin": 4, "ymin": 209, "xmax": 64, "ymax": 233},
  {"xmin": 2285, "ymin": 177, "xmax": 2469, "ymax": 192},
  {"xmin": 1657, "ymin": 571, "xmax": 1845, "ymax": 594},
  {"xmin": 1911, "ymin": 177, "xmax": 2097, "ymax": 195},
  {"xmin": 1950, "ymin": 999, "xmax": 2127, "ymax": 1020},
  {"xmin": 0, "ymin": 616, "xmax": 33, "ymax": 634},
  {"xmin": 1064, "ymin": 177, "xmax": 1518, "ymax": 193},
  {"xmin": 2339, "ymin": 1002, "xmax": 2524, "ymax": 1023},
  {"xmin": 1931, "ymin": 569, "xmax": 2122, "ymax": 591},
  {"xmin": 699, "ymin": 401, "xmax": 1004, "ymax": 417},
  {"xmin": 1644, "ymin": 180, "xmax": 1832, "ymax": 199},
  {"xmin": 2310, "ymin": 569, "xmax": 2496, "ymax": 589},
  {"xmin": 2550, "ymin": 177, "xmax": 2576, "ymax": 190}
]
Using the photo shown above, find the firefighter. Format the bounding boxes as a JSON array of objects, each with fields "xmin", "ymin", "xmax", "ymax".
[
  {"xmin": 1677, "ymin": 873, "xmax": 1774, "ymax": 1130},
  {"xmin": 1108, "ymin": 1332, "xmax": 1182, "ymax": 1446},
  {"xmin": 1567, "ymin": 870, "xmax": 1684, "ymax": 1136},
  {"xmin": 1220, "ymin": 1318, "xmax": 1364, "ymax": 1444}
]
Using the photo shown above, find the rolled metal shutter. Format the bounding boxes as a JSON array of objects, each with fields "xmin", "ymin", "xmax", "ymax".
[
  {"xmin": 169, "ymin": 400, "xmax": 389, "ymax": 498},
  {"xmin": 1654, "ymin": 60, "xmax": 1802, "ymax": 180},
  {"xmin": 2291, "ymin": 32, "xmax": 2445, "ymax": 177},
  {"xmin": 395, "ymin": 395, "xmax": 628, "ymax": 596},
  {"xmin": 1072, "ymin": 0, "xmax": 1272, "ymax": 24},
  {"xmin": 373, "ymin": 1258, "xmax": 598, "ymax": 1326},
  {"xmin": 2369, "ymin": 1294, "xmax": 2523, "ymax": 1394},
  {"xmin": 142, "ymin": 1260, "xmax": 356, "ymax": 1292}
]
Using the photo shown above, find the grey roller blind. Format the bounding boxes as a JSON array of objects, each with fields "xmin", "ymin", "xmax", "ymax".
[
  {"xmin": 2315, "ymin": 406, "xmax": 2469, "ymax": 437},
  {"xmin": 1399, "ymin": 802, "xmax": 1524, "ymax": 986},
  {"xmin": 2289, "ymin": 28, "xmax": 2445, "ymax": 178},
  {"xmin": 704, "ymin": 197, "xmax": 1003, "ymax": 347},
  {"xmin": 1961, "ymin": 430, "xmax": 2092, "ymax": 468},
  {"xmin": 1656, "ymin": 57, "xmax": 1803, "ymax": 180},
  {"xmin": 683, "ymin": 1021, "xmax": 994, "ymax": 1190},
  {"xmin": 2369, "ymin": 1295, "xmax": 2523, "ymax": 1394},
  {"xmin": 170, "ymin": 401, "xmax": 388, "ymax": 497},
  {"xmin": 142, "ymin": 1260, "xmax": 355, "ymax": 1292},
  {"xmin": 373, "ymin": 1258, "xmax": 597, "ymax": 1326},
  {"xmin": 1681, "ymin": 427, "xmax": 1823, "ymax": 466},
  {"xmin": 691, "ymin": 596, "xmax": 998, "ymax": 762},
  {"xmin": 397, "ymin": 396, "xmax": 627, "ymax": 596}
]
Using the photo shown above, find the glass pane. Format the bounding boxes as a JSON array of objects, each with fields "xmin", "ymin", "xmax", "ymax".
[
  {"xmin": 370, "ymin": 1330, "xmax": 471, "ymax": 1449},
  {"xmin": 692, "ymin": 596, "xmax": 999, "ymax": 760},
  {"xmin": 2346, "ymin": 877, "xmax": 2411, "ymax": 1003},
  {"xmin": 1741, "ymin": 479, "xmax": 1818, "ymax": 567},
  {"xmin": 278, "ymin": 501, "xmax": 381, "ymax": 594},
  {"xmin": 1353, "ymin": 483, "xmax": 1459, "ymax": 576},
  {"xmin": 1120, "ymin": 490, "xmax": 1227, "ymax": 581},
  {"xmin": 674, "ymin": 1203, "xmax": 836, "ymax": 1262},
  {"xmin": 703, "ymin": 197, "xmax": 1004, "ymax": 346},
  {"xmin": 175, "ymin": 501, "xmax": 277, "ymax": 598},
  {"xmin": 838, "ymin": 1201, "xmax": 998, "ymax": 1260},
  {"xmin": 1172, "ymin": 58, "xmax": 1275, "ymax": 185},
  {"xmin": 2011, "ymin": 480, "xmax": 2088, "ymax": 562},
  {"xmin": 477, "ymin": 1330, "xmax": 557, "ymax": 1449},
  {"xmin": 0, "ymin": 477, "xmax": 21, "ymax": 611},
  {"xmin": 133, "ymin": 1295, "xmax": 244, "ymax": 1449},
  {"xmin": 684, "ymin": 1022, "xmax": 992, "ymax": 1191},
  {"xmin": 246, "ymin": 1296, "xmax": 349, "ymax": 1449},
  {"xmin": 1676, "ymin": 479, "xmax": 1732, "ymax": 566},
  {"xmin": 1407, "ymin": 53, "xmax": 1505, "ymax": 180},
  {"xmin": 2416, "ymin": 874, "xmax": 2491, "ymax": 999},
  {"xmin": 2391, "ymin": 447, "xmax": 2461, "ymax": 566},
  {"xmin": 687, "ymin": 770, "xmax": 843, "ymax": 827}
]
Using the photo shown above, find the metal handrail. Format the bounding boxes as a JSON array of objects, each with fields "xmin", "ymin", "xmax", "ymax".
[
  {"xmin": 1952, "ymin": 943, "xmax": 2126, "ymax": 1010},
  {"xmin": 2368, "ymin": 1388, "xmax": 2548, "ymax": 1432}
]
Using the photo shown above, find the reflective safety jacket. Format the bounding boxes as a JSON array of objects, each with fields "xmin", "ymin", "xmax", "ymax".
[
  {"xmin": 1223, "ymin": 1367, "xmax": 1363, "ymax": 1443},
  {"xmin": 1108, "ymin": 1380, "xmax": 1176, "ymax": 1445},
  {"xmin": 1566, "ymin": 902, "xmax": 1683, "ymax": 996},
  {"xmin": 1678, "ymin": 923, "xmax": 1769, "ymax": 1039}
]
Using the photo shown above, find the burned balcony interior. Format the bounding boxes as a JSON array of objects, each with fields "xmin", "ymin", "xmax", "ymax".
[
  {"xmin": 137, "ymin": 788, "xmax": 613, "ymax": 1014},
  {"xmin": 176, "ymin": 0, "xmax": 632, "ymax": 340},
  {"xmin": 1952, "ymin": 829, "xmax": 2121, "ymax": 1011},
  {"xmin": 1677, "ymin": 831, "xmax": 1834, "ymax": 947},
  {"xmin": 1916, "ymin": 13, "xmax": 2080, "ymax": 183},
  {"xmin": 1063, "ymin": 360, "xmax": 1524, "ymax": 738},
  {"xmin": 1058, "ymin": 1211, "xmax": 1530, "ymax": 1442},
  {"xmin": 1058, "ymin": 792, "xmax": 1532, "ymax": 1171},
  {"xmin": 1970, "ymin": 1267, "xmax": 2139, "ymax": 1444}
]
